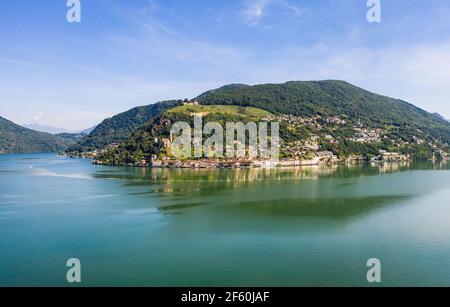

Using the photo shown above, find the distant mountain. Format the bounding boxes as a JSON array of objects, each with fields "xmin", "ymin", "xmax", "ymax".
[
  {"xmin": 79, "ymin": 126, "xmax": 97, "ymax": 135},
  {"xmin": 56, "ymin": 132, "xmax": 87, "ymax": 142},
  {"xmin": 23, "ymin": 123, "xmax": 74, "ymax": 134},
  {"xmin": 66, "ymin": 100, "xmax": 180, "ymax": 152},
  {"xmin": 0, "ymin": 116, "xmax": 76, "ymax": 154},
  {"xmin": 196, "ymin": 80, "xmax": 450, "ymax": 144}
]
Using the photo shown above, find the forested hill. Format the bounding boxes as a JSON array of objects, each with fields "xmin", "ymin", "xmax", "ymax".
[
  {"xmin": 68, "ymin": 80, "xmax": 450, "ymax": 155},
  {"xmin": 66, "ymin": 100, "xmax": 180, "ymax": 152},
  {"xmin": 196, "ymin": 80, "xmax": 450, "ymax": 144},
  {"xmin": 0, "ymin": 116, "xmax": 74, "ymax": 154}
]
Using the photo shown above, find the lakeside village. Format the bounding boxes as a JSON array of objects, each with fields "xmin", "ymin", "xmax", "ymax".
[{"xmin": 77, "ymin": 113, "xmax": 449, "ymax": 169}]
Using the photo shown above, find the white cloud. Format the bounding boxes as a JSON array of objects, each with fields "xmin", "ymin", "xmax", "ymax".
[
  {"xmin": 135, "ymin": 4, "xmax": 176, "ymax": 35},
  {"xmin": 241, "ymin": 0, "xmax": 270, "ymax": 26},
  {"xmin": 280, "ymin": 0, "xmax": 306, "ymax": 16},
  {"xmin": 0, "ymin": 58, "xmax": 45, "ymax": 68},
  {"xmin": 32, "ymin": 112, "xmax": 44, "ymax": 122},
  {"xmin": 240, "ymin": 0, "xmax": 306, "ymax": 26}
]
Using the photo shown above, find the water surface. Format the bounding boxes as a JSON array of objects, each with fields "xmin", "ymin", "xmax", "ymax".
[{"xmin": 1, "ymin": 153, "xmax": 449, "ymax": 286}]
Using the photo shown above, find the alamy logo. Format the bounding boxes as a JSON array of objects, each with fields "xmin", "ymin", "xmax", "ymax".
[
  {"xmin": 66, "ymin": 0, "xmax": 81, "ymax": 23},
  {"xmin": 366, "ymin": 258, "xmax": 381, "ymax": 283},
  {"xmin": 66, "ymin": 258, "xmax": 81, "ymax": 283},
  {"xmin": 170, "ymin": 115, "xmax": 280, "ymax": 160},
  {"xmin": 367, "ymin": 0, "xmax": 381, "ymax": 23}
]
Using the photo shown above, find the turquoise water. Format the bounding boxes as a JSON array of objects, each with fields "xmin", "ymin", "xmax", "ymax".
[{"xmin": 0, "ymin": 153, "xmax": 450, "ymax": 286}]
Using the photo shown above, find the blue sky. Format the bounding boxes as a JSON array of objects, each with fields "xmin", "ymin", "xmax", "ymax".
[{"xmin": 1, "ymin": 0, "xmax": 450, "ymax": 130}]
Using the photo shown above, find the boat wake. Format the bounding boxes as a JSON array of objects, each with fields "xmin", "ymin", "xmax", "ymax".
[{"xmin": 29, "ymin": 167, "xmax": 93, "ymax": 180}]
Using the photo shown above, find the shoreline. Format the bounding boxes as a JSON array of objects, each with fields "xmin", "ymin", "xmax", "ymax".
[
  {"xmin": 60, "ymin": 151, "xmax": 450, "ymax": 170},
  {"xmin": 91, "ymin": 157, "xmax": 449, "ymax": 170}
]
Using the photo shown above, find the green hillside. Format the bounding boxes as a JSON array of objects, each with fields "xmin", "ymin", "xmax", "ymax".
[
  {"xmin": 196, "ymin": 80, "xmax": 450, "ymax": 144},
  {"xmin": 66, "ymin": 100, "xmax": 180, "ymax": 152},
  {"xmin": 0, "ymin": 116, "xmax": 74, "ymax": 154},
  {"xmin": 95, "ymin": 105, "xmax": 275, "ymax": 165},
  {"xmin": 94, "ymin": 81, "xmax": 450, "ymax": 166}
]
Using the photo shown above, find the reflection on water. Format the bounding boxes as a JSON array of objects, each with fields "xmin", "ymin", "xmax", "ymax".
[
  {"xmin": 158, "ymin": 195, "xmax": 411, "ymax": 220},
  {"xmin": 92, "ymin": 160, "xmax": 449, "ymax": 220},
  {"xmin": 93, "ymin": 159, "xmax": 450, "ymax": 183}
]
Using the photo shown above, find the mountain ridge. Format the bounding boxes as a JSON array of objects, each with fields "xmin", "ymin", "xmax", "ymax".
[
  {"xmin": 66, "ymin": 100, "xmax": 180, "ymax": 153},
  {"xmin": 196, "ymin": 80, "xmax": 450, "ymax": 144}
]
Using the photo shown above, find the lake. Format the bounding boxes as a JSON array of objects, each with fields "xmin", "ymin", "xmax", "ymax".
[{"xmin": 0, "ymin": 153, "xmax": 449, "ymax": 286}]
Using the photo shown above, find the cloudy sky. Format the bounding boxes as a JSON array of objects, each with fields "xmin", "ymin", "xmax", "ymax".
[{"xmin": 1, "ymin": 0, "xmax": 450, "ymax": 130}]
